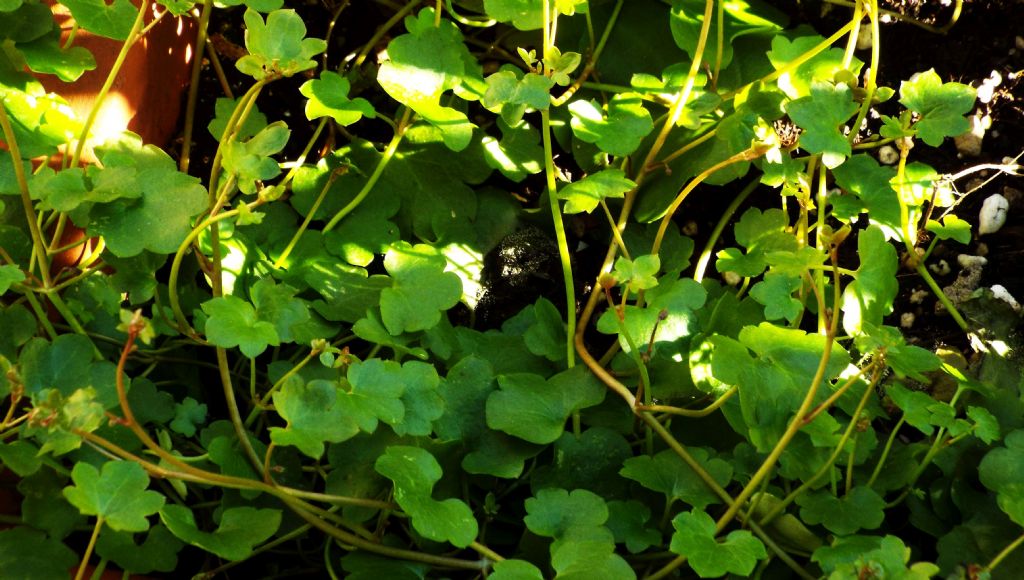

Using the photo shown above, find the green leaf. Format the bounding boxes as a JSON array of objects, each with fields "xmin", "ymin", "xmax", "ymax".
[
  {"xmin": 487, "ymin": 367, "xmax": 605, "ymax": 444},
  {"xmin": 0, "ymin": 527, "xmax": 77, "ymax": 580},
  {"xmin": 60, "ymin": 0, "xmax": 137, "ymax": 40},
  {"xmin": 522, "ymin": 298, "xmax": 568, "ymax": 362},
  {"xmin": 208, "ymin": 97, "xmax": 268, "ymax": 142},
  {"xmin": 482, "ymin": 70, "xmax": 554, "ymax": 125},
  {"xmin": 670, "ymin": 510, "xmax": 767, "ymax": 578},
  {"xmin": 390, "ymin": 361, "xmax": 444, "ymax": 437},
  {"xmin": 620, "ymin": 448, "xmax": 733, "ymax": 511},
  {"xmin": 831, "ymin": 154, "xmax": 901, "ymax": 238},
  {"xmin": 786, "ymin": 81, "xmax": 858, "ymax": 168},
  {"xmin": 531, "ymin": 428, "xmax": 633, "ymax": 498},
  {"xmin": 669, "ymin": 0, "xmax": 785, "ymax": 70},
  {"xmin": 925, "ymin": 214, "xmax": 972, "ymax": 245},
  {"xmin": 490, "ymin": 559, "xmax": 545, "ymax": 580},
  {"xmin": 270, "ymin": 379, "xmax": 360, "ymax": 458},
  {"xmin": 86, "ymin": 136, "xmax": 207, "ymax": 257},
  {"xmin": 796, "ymin": 486, "xmax": 886, "ymax": 536},
  {"xmin": 222, "ymin": 121, "xmax": 290, "ymax": 194},
  {"xmin": 63, "ymin": 461, "xmax": 165, "ymax": 532},
  {"xmin": 201, "ymin": 295, "xmax": 280, "ymax": 358},
  {"xmin": 16, "ymin": 28, "xmax": 97, "ymax": 82},
  {"xmin": 0, "ymin": 440, "xmax": 42, "ymax": 477},
  {"xmin": 979, "ymin": 429, "xmax": 1024, "ymax": 495},
  {"xmin": 607, "ymin": 500, "xmax": 662, "ymax": 553},
  {"xmin": 900, "ymin": 69, "xmax": 976, "ymax": 146},
  {"xmin": 481, "ymin": 118, "xmax": 544, "ymax": 182},
  {"xmin": 377, "ymin": 9, "xmax": 480, "ymax": 150},
  {"xmin": 613, "ymin": 254, "xmax": 661, "ymax": 292},
  {"xmin": 715, "ymin": 207, "xmax": 797, "ymax": 277},
  {"xmin": 597, "ymin": 277, "xmax": 706, "ymax": 355},
  {"xmin": 434, "ymin": 356, "xmax": 495, "ymax": 442},
  {"xmin": 170, "ymin": 397, "xmax": 207, "ymax": 437},
  {"xmin": 339, "ymin": 551, "xmax": 430, "ymax": 580},
  {"xmin": 483, "ymin": 0, "xmax": 544, "ymax": 30},
  {"xmin": 886, "ymin": 383, "xmax": 950, "ymax": 436},
  {"xmin": 558, "ymin": 168, "xmax": 636, "ymax": 214},
  {"xmin": 0, "ymin": 264, "xmax": 25, "ymax": 294},
  {"xmin": 160, "ymin": 505, "xmax": 281, "ymax": 561},
  {"xmin": 968, "ymin": 406, "xmax": 1000, "ymax": 444},
  {"xmin": 569, "ymin": 93, "xmax": 654, "ymax": 156},
  {"xmin": 375, "ymin": 446, "xmax": 478, "ymax": 547},
  {"xmin": 19, "ymin": 334, "xmax": 95, "ymax": 397},
  {"xmin": 550, "ymin": 526, "xmax": 636, "ymax": 580},
  {"xmin": 544, "ymin": 47, "xmax": 581, "ymax": 86},
  {"xmin": 300, "ymin": 71, "xmax": 376, "ymax": 125},
  {"xmin": 379, "ymin": 242, "xmax": 462, "ymax": 335},
  {"xmin": 236, "ymin": 9, "xmax": 326, "ymax": 78},
  {"xmin": 712, "ymin": 324, "xmax": 849, "ymax": 452},
  {"xmin": 251, "ymin": 278, "xmax": 310, "ymax": 343},
  {"xmin": 750, "ymin": 272, "xmax": 803, "ymax": 322},
  {"xmin": 524, "ymin": 488, "xmax": 608, "ymax": 537},
  {"xmin": 95, "ymin": 525, "xmax": 183, "ymax": 574},
  {"xmin": 767, "ymin": 35, "xmax": 861, "ymax": 99},
  {"xmin": 814, "ymin": 535, "xmax": 934, "ymax": 578},
  {"xmin": 841, "ymin": 225, "xmax": 898, "ymax": 336}
]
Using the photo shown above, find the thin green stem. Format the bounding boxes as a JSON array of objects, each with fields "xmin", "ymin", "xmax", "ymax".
[
  {"xmin": 323, "ymin": 109, "xmax": 411, "ymax": 233},
  {"xmin": 74, "ymin": 516, "xmax": 104, "ymax": 580},
  {"xmin": 694, "ymin": 176, "xmax": 759, "ymax": 282},
  {"xmin": 986, "ymin": 531, "xmax": 1024, "ymax": 574},
  {"xmin": 218, "ymin": 348, "xmax": 263, "ymax": 473},
  {"xmin": 0, "ymin": 104, "xmax": 52, "ymax": 287},
  {"xmin": 179, "ymin": 0, "xmax": 215, "ymax": 174},
  {"xmin": 541, "ymin": 109, "xmax": 576, "ymax": 368},
  {"xmin": 867, "ymin": 416, "xmax": 905, "ymax": 489}
]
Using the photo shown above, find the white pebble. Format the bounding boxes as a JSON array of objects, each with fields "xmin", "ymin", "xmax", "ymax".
[
  {"xmin": 900, "ymin": 312, "xmax": 916, "ymax": 328},
  {"xmin": 978, "ymin": 193, "xmax": 1009, "ymax": 235},
  {"xmin": 910, "ymin": 288, "xmax": 930, "ymax": 304},
  {"xmin": 977, "ymin": 70, "xmax": 1003, "ymax": 104},
  {"xmin": 878, "ymin": 145, "xmax": 899, "ymax": 165},
  {"xmin": 957, "ymin": 254, "xmax": 988, "ymax": 268},
  {"xmin": 929, "ymin": 260, "xmax": 951, "ymax": 276},
  {"xmin": 954, "ymin": 114, "xmax": 986, "ymax": 157},
  {"xmin": 991, "ymin": 285, "xmax": 1022, "ymax": 312},
  {"xmin": 723, "ymin": 271, "xmax": 742, "ymax": 286}
]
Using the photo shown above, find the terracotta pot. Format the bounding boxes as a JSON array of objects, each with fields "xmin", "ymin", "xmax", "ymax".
[
  {"xmin": 38, "ymin": 1, "xmax": 197, "ymax": 277},
  {"xmin": 40, "ymin": 0, "xmax": 197, "ymax": 155}
]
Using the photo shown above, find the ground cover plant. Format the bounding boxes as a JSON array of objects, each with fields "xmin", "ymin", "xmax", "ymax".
[{"xmin": 2, "ymin": 0, "xmax": 1024, "ymax": 577}]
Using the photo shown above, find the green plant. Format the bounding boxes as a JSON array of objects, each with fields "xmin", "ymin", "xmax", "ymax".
[{"xmin": 2, "ymin": 0, "xmax": 1022, "ymax": 578}]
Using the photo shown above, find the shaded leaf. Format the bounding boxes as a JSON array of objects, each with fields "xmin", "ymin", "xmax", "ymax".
[
  {"xmin": 670, "ymin": 509, "xmax": 766, "ymax": 578},
  {"xmin": 375, "ymin": 446, "xmax": 478, "ymax": 547},
  {"xmin": 160, "ymin": 505, "xmax": 282, "ymax": 561}
]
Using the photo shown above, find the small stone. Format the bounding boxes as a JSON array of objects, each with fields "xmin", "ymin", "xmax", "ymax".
[
  {"xmin": 977, "ymin": 70, "xmax": 1002, "ymax": 104},
  {"xmin": 957, "ymin": 254, "xmax": 988, "ymax": 268},
  {"xmin": 722, "ymin": 271, "xmax": 742, "ymax": 286},
  {"xmin": 900, "ymin": 312, "xmax": 915, "ymax": 328},
  {"xmin": 978, "ymin": 193, "xmax": 1009, "ymax": 235},
  {"xmin": 909, "ymin": 288, "xmax": 930, "ymax": 304},
  {"xmin": 682, "ymin": 220, "xmax": 698, "ymax": 236},
  {"xmin": 878, "ymin": 145, "xmax": 899, "ymax": 165},
  {"xmin": 991, "ymin": 285, "xmax": 1022, "ymax": 312},
  {"xmin": 1016, "ymin": 35, "xmax": 1024, "ymax": 50},
  {"xmin": 928, "ymin": 260, "xmax": 951, "ymax": 276},
  {"xmin": 954, "ymin": 113, "xmax": 986, "ymax": 157},
  {"xmin": 976, "ymin": 242, "xmax": 989, "ymax": 256}
]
